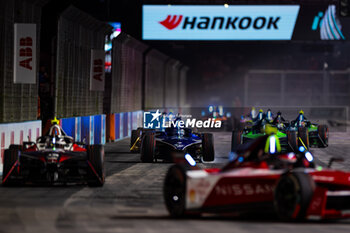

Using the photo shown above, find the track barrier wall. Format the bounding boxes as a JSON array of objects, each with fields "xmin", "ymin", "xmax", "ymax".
[
  {"xmin": 107, "ymin": 111, "xmax": 143, "ymax": 142},
  {"xmin": 0, "ymin": 120, "xmax": 42, "ymax": 175},
  {"xmin": 60, "ymin": 114, "xmax": 106, "ymax": 145}
]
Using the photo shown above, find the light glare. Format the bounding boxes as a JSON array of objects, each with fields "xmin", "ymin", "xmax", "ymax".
[
  {"xmin": 185, "ymin": 153, "xmax": 196, "ymax": 166},
  {"xmin": 305, "ymin": 151, "xmax": 314, "ymax": 162},
  {"xmin": 269, "ymin": 136, "xmax": 276, "ymax": 154}
]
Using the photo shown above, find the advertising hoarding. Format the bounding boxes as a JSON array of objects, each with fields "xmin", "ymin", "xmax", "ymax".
[
  {"xmin": 143, "ymin": 5, "xmax": 300, "ymax": 40},
  {"xmin": 13, "ymin": 23, "xmax": 37, "ymax": 83}
]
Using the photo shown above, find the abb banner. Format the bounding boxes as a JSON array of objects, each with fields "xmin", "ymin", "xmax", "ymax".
[
  {"xmin": 14, "ymin": 23, "xmax": 37, "ymax": 84},
  {"xmin": 90, "ymin": 49, "xmax": 105, "ymax": 91}
]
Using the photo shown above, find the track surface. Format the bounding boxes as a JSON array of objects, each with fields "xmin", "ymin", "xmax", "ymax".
[{"xmin": 0, "ymin": 131, "xmax": 350, "ymax": 233}]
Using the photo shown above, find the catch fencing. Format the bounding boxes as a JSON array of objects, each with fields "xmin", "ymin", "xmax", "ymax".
[
  {"xmin": 55, "ymin": 6, "xmax": 112, "ymax": 118},
  {"xmin": 107, "ymin": 32, "xmax": 189, "ymax": 113},
  {"xmin": 109, "ymin": 33, "xmax": 148, "ymax": 113},
  {"xmin": 0, "ymin": 0, "xmax": 47, "ymax": 123},
  {"xmin": 245, "ymin": 69, "xmax": 350, "ymax": 107}
]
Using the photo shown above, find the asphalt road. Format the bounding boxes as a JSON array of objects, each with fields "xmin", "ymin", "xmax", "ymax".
[{"xmin": 0, "ymin": 131, "xmax": 349, "ymax": 233}]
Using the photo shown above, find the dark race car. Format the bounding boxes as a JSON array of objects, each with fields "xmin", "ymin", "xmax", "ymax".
[
  {"xmin": 2, "ymin": 124, "xmax": 105, "ymax": 186},
  {"xmin": 130, "ymin": 127, "xmax": 214, "ymax": 163},
  {"xmin": 164, "ymin": 134, "xmax": 350, "ymax": 221},
  {"xmin": 289, "ymin": 110, "xmax": 329, "ymax": 149}
]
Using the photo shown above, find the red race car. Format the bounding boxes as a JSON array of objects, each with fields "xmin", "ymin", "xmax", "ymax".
[
  {"xmin": 163, "ymin": 134, "xmax": 350, "ymax": 220},
  {"xmin": 2, "ymin": 123, "xmax": 104, "ymax": 186}
]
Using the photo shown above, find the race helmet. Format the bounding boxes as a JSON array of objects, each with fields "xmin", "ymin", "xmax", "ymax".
[
  {"xmin": 266, "ymin": 109, "xmax": 273, "ymax": 122},
  {"xmin": 257, "ymin": 109, "xmax": 264, "ymax": 120},
  {"xmin": 251, "ymin": 107, "xmax": 257, "ymax": 119},
  {"xmin": 298, "ymin": 110, "xmax": 305, "ymax": 126}
]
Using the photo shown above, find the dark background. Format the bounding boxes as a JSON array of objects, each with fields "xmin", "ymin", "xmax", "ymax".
[{"xmin": 41, "ymin": 0, "xmax": 350, "ymax": 107}]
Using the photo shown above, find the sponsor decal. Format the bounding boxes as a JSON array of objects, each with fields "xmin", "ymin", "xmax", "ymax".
[
  {"xmin": 90, "ymin": 49, "xmax": 105, "ymax": 91},
  {"xmin": 312, "ymin": 11, "xmax": 324, "ymax": 31},
  {"xmin": 11, "ymin": 132, "xmax": 14, "ymax": 145},
  {"xmin": 1, "ymin": 133, "xmax": 5, "ymax": 163},
  {"xmin": 311, "ymin": 5, "xmax": 345, "ymax": 40},
  {"xmin": 160, "ymin": 15, "xmax": 183, "ymax": 30},
  {"xmin": 143, "ymin": 5, "xmax": 299, "ymax": 40},
  {"xmin": 18, "ymin": 37, "xmax": 33, "ymax": 70},
  {"xmin": 189, "ymin": 189, "xmax": 196, "ymax": 203},
  {"xmin": 160, "ymin": 15, "xmax": 281, "ymax": 30},
  {"xmin": 143, "ymin": 110, "xmax": 222, "ymax": 129},
  {"xmin": 313, "ymin": 175, "xmax": 335, "ymax": 182},
  {"xmin": 309, "ymin": 196, "xmax": 323, "ymax": 211},
  {"xmin": 186, "ymin": 174, "xmax": 221, "ymax": 209},
  {"xmin": 28, "ymin": 129, "xmax": 32, "ymax": 142},
  {"xmin": 215, "ymin": 183, "xmax": 274, "ymax": 196}
]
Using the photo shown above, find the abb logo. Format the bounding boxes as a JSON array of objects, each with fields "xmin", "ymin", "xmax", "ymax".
[
  {"xmin": 19, "ymin": 37, "xmax": 33, "ymax": 70},
  {"xmin": 93, "ymin": 59, "xmax": 103, "ymax": 81},
  {"xmin": 159, "ymin": 15, "xmax": 183, "ymax": 30}
]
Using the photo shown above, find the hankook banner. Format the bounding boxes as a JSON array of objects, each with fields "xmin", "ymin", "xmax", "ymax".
[
  {"xmin": 143, "ymin": 5, "xmax": 300, "ymax": 40},
  {"xmin": 13, "ymin": 23, "xmax": 37, "ymax": 83}
]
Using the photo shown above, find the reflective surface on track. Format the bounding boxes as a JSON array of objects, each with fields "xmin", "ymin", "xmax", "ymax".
[{"xmin": 0, "ymin": 131, "xmax": 349, "ymax": 233}]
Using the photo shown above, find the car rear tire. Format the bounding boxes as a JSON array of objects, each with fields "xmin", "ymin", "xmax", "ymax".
[
  {"xmin": 318, "ymin": 125, "xmax": 328, "ymax": 147},
  {"xmin": 87, "ymin": 145, "xmax": 105, "ymax": 187},
  {"xmin": 130, "ymin": 128, "xmax": 141, "ymax": 152},
  {"xmin": 298, "ymin": 127, "xmax": 309, "ymax": 150},
  {"xmin": 231, "ymin": 130, "xmax": 242, "ymax": 152},
  {"xmin": 202, "ymin": 133, "xmax": 214, "ymax": 162},
  {"xmin": 163, "ymin": 164, "xmax": 188, "ymax": 218},
  {"xmin": 287, "ymin": 131, "xmax": 298, "ymax": 152},
  {"xmin": 140, "ymin": 132, "xmax": 155, "ymax": 163},
  {"xmin": 2, "ymin": 145, "xmax": 22, "ymax": 186},
  {"xmin": 274, "ymin": 172, "xmax": 314, "ymax": 220}
]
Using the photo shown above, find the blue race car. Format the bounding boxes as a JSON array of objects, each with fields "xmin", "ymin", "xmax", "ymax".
[{"xmin": 130, "ymin": 126, "xmax": 214, "ymax": 163}]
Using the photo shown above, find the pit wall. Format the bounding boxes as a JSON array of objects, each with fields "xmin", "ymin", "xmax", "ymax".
[
  {"xmin": 106, "ymin": 111, "xmax": 143, "ymax": 142},
  {"xmin": 0, "ymin": 120, "xmax": 42, "ymax": 175}
]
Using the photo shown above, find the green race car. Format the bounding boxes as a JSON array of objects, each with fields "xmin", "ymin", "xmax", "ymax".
[
  {"xmin": 289, "ymin": 112, "xmax": 329, "ymax": 149},
  {"xmin": 232, "ymin": 110, "xmax": 328, "ymax": 153},
  {"xmin": 231, "ymin": 123, "xmax": 299, "ymax": 153}
]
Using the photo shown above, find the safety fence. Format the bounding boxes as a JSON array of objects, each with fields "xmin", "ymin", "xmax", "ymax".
[
  {"xmin": 0, "ymin": 120, "xmax": 42, "ymax": 175},
  {"xmin": 108, "ymin": 33, "xmax": 147, "ymax": 113},
  {"xmin": 0, "ymin": 0, "xmax": 47, "ymax": 123},
  {"xmin": 144, "ymin": 49, "xmax": 168, "ymax": 110},
  {"xmin": 55, "ymin": 6, "xmax": 112, "ymax": 118},
  {"xmin": 245, "ymin": 69, "xmax": 350, "ymax": 107},
  {"xmin": 107, "ymin": 32, "xmax": 189, "ymax": 114}
]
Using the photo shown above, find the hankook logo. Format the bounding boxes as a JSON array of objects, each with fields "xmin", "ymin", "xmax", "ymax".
[
  {"xmin": 159, "ymin": 15, "xmax": 281, "ymax": 31},
  {"xmin": 160, "ymin": 15, "xmax": 183, "ymax": 30}
]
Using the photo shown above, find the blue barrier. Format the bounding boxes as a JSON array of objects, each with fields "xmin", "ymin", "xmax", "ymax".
[{"xmin": 60, "ymin": 115, "xmax": 105, "ymax": 145}]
